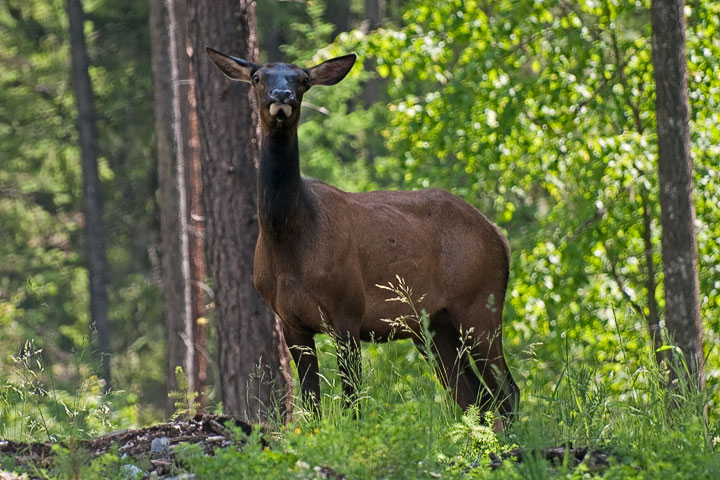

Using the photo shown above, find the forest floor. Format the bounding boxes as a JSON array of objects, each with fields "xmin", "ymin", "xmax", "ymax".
[
  {"xmin": 1, "ymin": 414, "xmax": 248, "ymax": 479},
  {"xmin": 0, "ymin": 414, "xmax": 613, "ymax": 479},
  {"xmin": 0, "ymin": 414, "xmax": 348, "ymax": 479}
]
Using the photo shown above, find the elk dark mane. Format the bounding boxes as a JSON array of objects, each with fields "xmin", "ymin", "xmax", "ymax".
[{"xmin": 258, "ymin": 127, "xmax": 303, "ymax": 234}]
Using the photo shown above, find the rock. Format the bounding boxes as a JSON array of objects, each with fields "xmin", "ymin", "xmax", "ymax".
[
  {"xmin": 150, "ymin": 436, "xmax": 171, "ymax": 457},
  {"xmin": 0, "ymin": 472, "xmax": 28, "ymax": 480},
  {"xmin": 121, "ymin": 464, "xmax": 143, "ymax": 479}
]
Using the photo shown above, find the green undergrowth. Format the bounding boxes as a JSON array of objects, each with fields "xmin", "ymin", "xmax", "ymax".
[
  {"xmin": 2, "ymin": 326, "xmax": 719, "ymax": 479},
  {"xmin": 0, "ymin": 339, "xmax": 142, "ymax": 443},
  {"xmin": 171, "ymin": 332, "xmax": 719, "ymax": 480}
]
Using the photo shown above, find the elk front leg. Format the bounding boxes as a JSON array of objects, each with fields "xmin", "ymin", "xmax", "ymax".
[
  {"xmin": 335, "ymin": 330, "xmax": 362, "ymax": 412},
  {"xmin": 285, "ymin": 327, "xmax": 320, "ymax": 415}
]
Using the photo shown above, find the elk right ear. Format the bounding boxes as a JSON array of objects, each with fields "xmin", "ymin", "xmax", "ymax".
[
  {"xmin": 206, "ymin": 47, "xmax": 257, "ymax": 83},
  {"xmin": 308, "ymin": 53, "xmax": 357, "ymax": 86}
]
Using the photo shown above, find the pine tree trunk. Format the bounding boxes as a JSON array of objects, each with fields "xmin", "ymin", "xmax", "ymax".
[
  {"xmin": 641, "ymin": 191, "xmax": 663, "ymax": 361},
  {"xmin": 362, "ymin": 0, "xmax": 386, "ymax": 161},
  {"xmin": 650, "ymin": 0, "xmax": 704, "ymax": 389},
  {"xmin": 187, "ymin": 0, "xmax": 292, "ymax": 422},
  {"xmin": 186, "ymin": 55, "xmax": 208, "ymax": 410},
  {"xmin": 66, "ymin": 0, "xmax": 111, "ymax": 389},
  {"xmin": 325, "ymin": 0, "xmax": 351, "ymax": 39},
  {"xmin": 149, "ymin": 0, "xmax": 208, "ymax": 414},
  {"xmin": 364, "ymin": 0, "xmax": 385, "ymax": 30},
  {"xmin": 362, "ymin": 0, "xmax": 386, "ymax": 107}
]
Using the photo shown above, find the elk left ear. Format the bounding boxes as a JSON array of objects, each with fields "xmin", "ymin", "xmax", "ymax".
[
  {"xmin": 308, "ymin": 53, "xmax": 357, "ymax": 86},
  {"xmin": 206, "ymin": 47, "xmax": 257, "ymax": 83}
]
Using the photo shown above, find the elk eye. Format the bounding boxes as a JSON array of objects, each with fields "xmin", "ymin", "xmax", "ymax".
[
  {"xmin": 303, "ymin": 77, "xmax": 309, "ymax": 86},
  {"xmin": 253, "ymin": 74, "xmax": 260, "ymax": 83}
]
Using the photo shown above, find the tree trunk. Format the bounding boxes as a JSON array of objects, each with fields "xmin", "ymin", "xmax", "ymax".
[
  {"xmin": 187, "ymin": 0, "xmax": 292, "ymax": 422},
  {"xmin": 650, "ymin": 0, "xmax": 704, "ymax": 389},
  {"xmin": 364, "ymin": 0, "xmax": 385, "ymax": 30},
  {"xmin": 325, "ymin": 0, "xmax": 351, "ymax": 39},
  {"xmin": 361, "ymin": 0, "xmax": 386, "ymax": 108},
  {"xmin": 640, "ymin": 191, "xmax": 662, "ymax": 361},
  {"xmin": 149, "ymin": 0, "xmax": 208, "ymax": 414},
  {"xmin": 66, "ymin": 0, "xmax": 111, "ymax": 389},
  {"xmin": 187, "ymin": 55, "xmax": 208, "ymax": 411},
  {"xmin": 362, "ymin": 0, "xmax": 386, "ymax": 162}
]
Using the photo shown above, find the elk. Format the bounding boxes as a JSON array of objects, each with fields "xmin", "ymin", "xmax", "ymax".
[{"xmin": 206, "ymin": 47, "xmax": 519, "ymax": 421}]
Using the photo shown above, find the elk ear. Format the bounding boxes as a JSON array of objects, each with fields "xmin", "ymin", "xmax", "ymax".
[
  {"xmin": 308, "ymin": 53, "xmax": 357, "ymax": 86},
  {"xmin": 206, "ymin": 47, "xmax": 257, "ymax": 83}
]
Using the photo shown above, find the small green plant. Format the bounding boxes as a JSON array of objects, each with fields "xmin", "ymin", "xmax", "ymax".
[
  {"xmin": 168, "ymin": 366, "xmax": 199, "ymax": 419},
  {"xmin": 50, "ymin": 443, "xmax": 143, "ymax": 480},
  {"xmin": 447, "ymin": 405, "xmax": 502, "ymax": 459},
  {"xmin": 176, "ymin": 423, "xmax": 299, "ymax": 480},
  {"xmin": 440, "ymin": 405, "xmax": 519, "ymax": 477}
]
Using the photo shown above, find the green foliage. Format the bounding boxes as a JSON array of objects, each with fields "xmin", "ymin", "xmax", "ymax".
[
  {"xmin": 168, "ymin": 366, "xmax": 199, "ymax": 419},
  {"xmin": 325, "ymin": 0, "xmax": 720, "ymax": 398},
  {"xmin": 446, "ymin": 406, "xmax": 501, "ymax": 458},
  {"xmin": 169, "ymin": 323, "xmax": 717, "ymax": 479},
  {"xmin": 1, "ymin": 0, "xmax": 163, "ymax": 426},
  {"xmin": 176, "ymin": 425, "xmax": 300, "ymax": 479},
  {"xmin": 51, "ymin": 444, "xmax": 143, "ymax": 480},
  {"xmin": 3, "ymin": 313, "xmax": 719, "ymax": 478},
  {"xmin": 2, "ymin": 0, "xmax": 719, "ymax": 478},
  {"xmin": 277, "ymin": 0, "xmax": 720, "ymax": 411},
  {"xmin": 0, "ymin": 339, "xmax": 130, "ymax": 442}
]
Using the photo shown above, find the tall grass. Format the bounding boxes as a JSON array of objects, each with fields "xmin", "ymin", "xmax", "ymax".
[
  {"xmin": 0, "ymin": 339, "xmax": 116, "ymax": 443},
  {"xmin": 2, "ymin": 286, "xmax": 718, "ymax": 478},
  {"xmin": 179, "ymin": 283, "xmax": 719, "ymax": 479},
  {"xmin": 174, "ymin": 323, "xmax": 718, "ymax": 479}
]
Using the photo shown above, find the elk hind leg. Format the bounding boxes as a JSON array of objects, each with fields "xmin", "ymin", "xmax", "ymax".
[
  {"xmin": 285, "ymin": 327, "xmax": 320, "ymax": 415},
  {"xmin": 423, "ymin": 320, "xmax": 480, "ymax": 410},
  {"xmin": 465, "ymin": 331, "xmax": 519, "ymax": 423},
  {"xmin": 334, "ymin": 329, "xmax": 363, "ymax": 414}
]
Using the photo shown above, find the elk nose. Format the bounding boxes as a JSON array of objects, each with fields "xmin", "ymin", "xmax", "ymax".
[{"xmin": 270, "ymin": 89, "xmax": 295, "ymax": 103}]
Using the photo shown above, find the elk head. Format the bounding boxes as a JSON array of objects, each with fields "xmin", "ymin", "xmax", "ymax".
[{"xmin": 206, "ymin": 48, "xmax": 356, "ymax": 129}]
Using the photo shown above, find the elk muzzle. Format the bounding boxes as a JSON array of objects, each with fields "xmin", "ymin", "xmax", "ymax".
[{"xmin": 268, "ymin": 89, "xmax": 297, "ymax": 118}]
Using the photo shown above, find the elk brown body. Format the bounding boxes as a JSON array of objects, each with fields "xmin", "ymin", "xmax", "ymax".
[{"xmin": 206, "ymin": 47, "xmax": 519, "ymax": 420}]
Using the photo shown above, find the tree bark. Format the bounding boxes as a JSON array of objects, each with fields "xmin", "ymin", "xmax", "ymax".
[
  {"xmin": 650, "ymin": 0, "xmax": 704, "ymax": 389},
  {"xmin": 66, "ymin": 0, "xmax": 111, "ymax": 389},
  {"xmin": 362, "ymin": 0, "xmax": 386, "ymax": 161},
  {"xmin": 187, "ymin": 0, "xmax": 292, "ymax": 422},
  {"xmin": 640, "ymin": 191, "xmax": 662, "ymax": 360},
  {"xmin": 149, "ymin": 0, "xmax": 208, "ymax": 414},
  {"xmin": 187, "ymin": 54, "xmax": 208, "ymax": 410},
  {"xmin": 362, "ymin": 0, "xmax": 386, "ymax": 107},
  {"xmin": 325, "ymin": 0, "xmax": 352, "ymax": 39},
  {"xmin": 364, "ymin": 0, "xmax": 385, "ymax": 30}
]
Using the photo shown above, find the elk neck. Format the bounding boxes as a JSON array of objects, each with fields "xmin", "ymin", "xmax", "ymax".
[{"xmin": 257, "ymin": 122, "xmax": 306, "ymax": 237}]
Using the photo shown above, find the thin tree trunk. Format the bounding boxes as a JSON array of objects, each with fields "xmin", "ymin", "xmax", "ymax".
[
  {"xmin": 640, "ymin": 191, "xmax": 662, "ymax": 360},
  {"xmin": 186, "ymin": 52, "xmax": 208, "ymax": 409},
  {"xmin": 362, "ymin": 0, "xmax": 386, "ymax": 107},
  {"xmin": 364, "ymin": 0, "xmax": 385, "ymax": 30},
  {"xmin": 325, "ymin": 0, "xmax": 351, "ymax": 39},
  {"xmin": 650, "ymin": 0, "xmax": 704, "ymax": 389},
  {"xmin": 66, "ymin": 0, "xmax": 111, "ymax": 389},
  {"xmin": 187, "ymin": 0, "xmax": 292, "ymax": 422},
  {"xmin": 149, "ymin": 0, "xmax": 207, "ymax": 414},
  {"xmin": 256, "ymin": 5, "xmax": 283, "ymax": 62},
  {"xmin": 362, "ymin": 0, "xmax": 386, "ymax": 161}
]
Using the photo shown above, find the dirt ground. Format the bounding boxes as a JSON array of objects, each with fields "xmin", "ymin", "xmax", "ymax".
[{"xmin": 0, "ymin": 414, "xmax": 251, "ymax": 478}]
